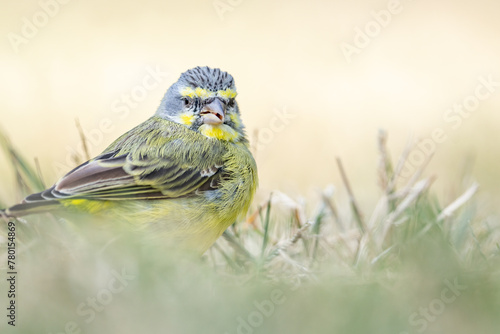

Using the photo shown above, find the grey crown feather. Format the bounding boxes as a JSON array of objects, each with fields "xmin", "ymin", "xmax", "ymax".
[{"xmin": 179, "ymin": 66, "xmax": 235, "ymax": 91}]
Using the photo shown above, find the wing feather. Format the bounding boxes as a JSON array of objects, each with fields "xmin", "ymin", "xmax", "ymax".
[{"xmin": 21, "ymin": 117, "xmax": 226, "ymax": 205}]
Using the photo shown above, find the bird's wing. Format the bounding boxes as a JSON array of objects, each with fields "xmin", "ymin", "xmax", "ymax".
[{"xmin": 25, "ymin": 117, "xmax": 227, "ymax": 202}]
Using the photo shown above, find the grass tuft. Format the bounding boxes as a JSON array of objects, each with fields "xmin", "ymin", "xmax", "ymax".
[{"xmin": 1, "ymin": 129, "xmax": 499, "ymax": 334}]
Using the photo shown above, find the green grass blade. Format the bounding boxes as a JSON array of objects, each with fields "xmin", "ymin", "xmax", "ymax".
[{"xmin": 0, "ymin": 129, "xmax": 45, "ymax": 194}]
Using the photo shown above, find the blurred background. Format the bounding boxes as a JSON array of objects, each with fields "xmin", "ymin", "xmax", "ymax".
[
  {"xmin": 2, "ymin": 2, "xmax": 500, "ymax": 333},
  {"xmin": 0, "ymin": 0, "xmax": 499, "ymax": 210}
]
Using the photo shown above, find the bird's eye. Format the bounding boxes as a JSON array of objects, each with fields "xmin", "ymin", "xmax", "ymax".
[
  {"xmin": 182, "ymin": 97, "xmax": 193, "ymax": 107},
  {"xmin": 227, "ymin": 98, "xmax": 235, "ymax": 108}
]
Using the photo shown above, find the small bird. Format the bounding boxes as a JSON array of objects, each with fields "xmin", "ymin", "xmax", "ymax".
[{"xmin": 3, "ymin": 66, "xmax": 258, "ymax": 254}]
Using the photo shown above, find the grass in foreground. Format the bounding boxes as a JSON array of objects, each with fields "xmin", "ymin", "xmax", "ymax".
[{"xmin": 0, "ymin": 129, "xmax": 499, "ymax": 334}]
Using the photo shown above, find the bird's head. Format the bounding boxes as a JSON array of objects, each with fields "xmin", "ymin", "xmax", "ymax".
[{"xmin": 156, "ymin": 66, "xmax": 246, "ymax": 142}]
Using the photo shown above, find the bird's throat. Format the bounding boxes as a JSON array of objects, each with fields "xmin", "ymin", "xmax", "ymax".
[{"xmin": 199, "ymin": 124, "xmax": 239, "ymax": 142}]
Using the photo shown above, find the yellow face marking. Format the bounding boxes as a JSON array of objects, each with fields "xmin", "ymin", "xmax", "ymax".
[
  {"xmin": 180, "ymin": 87, "xmax": 237, "ymax": 99},
  {"xmin": 180, "ymin": 87, "xmax": 215, "ymax": 98},
  {"xmin": 179, "ymin": 112, "xmax": 196, "ymax": 126},
  {"xmin": 217, "ymin": 88, "xmax": 237, "ymax": 99},
  {"xmin": 199, "ymin": 124, "xmax": 239, "ymax": 142},
  {"xmin": 180, "ymin": 87, "xmax": 196, "ymax": 98},
  {"xmin": 195, "ymin": 87, "xmax": 213, "ymax": 98}
]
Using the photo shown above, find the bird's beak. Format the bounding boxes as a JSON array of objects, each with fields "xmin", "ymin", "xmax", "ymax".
[{"xmin": 200, "ymin": 99, "xmax": 225, "ymax": 125}]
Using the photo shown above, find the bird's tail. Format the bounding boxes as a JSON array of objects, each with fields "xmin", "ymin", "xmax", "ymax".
[{"xmin": 2, "ymin": 201, "xmax": 60, "ymax": 218}]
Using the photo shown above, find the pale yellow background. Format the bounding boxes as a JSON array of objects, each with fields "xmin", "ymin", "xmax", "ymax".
[{"xmin": 1, "ymin": 0, "xmax": 499, "ymax": 210}]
